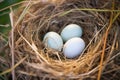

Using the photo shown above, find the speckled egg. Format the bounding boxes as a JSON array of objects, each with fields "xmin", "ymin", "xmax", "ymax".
[
  {"xmin": 63, "ymin": 37, "xmax": 85, "ymax": 58},
  {"xmin": 43, "ymin": 32, "xmax": 63, "ymax": 51},
  {"xmin": 61, "ymin": 24, "xmax": 83, "ymax": 42}
]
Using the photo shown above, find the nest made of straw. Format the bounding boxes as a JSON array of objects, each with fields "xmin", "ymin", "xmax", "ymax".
[{"xmin": 10, "ymin": 0, "xmax": 120, "ymax": 80}]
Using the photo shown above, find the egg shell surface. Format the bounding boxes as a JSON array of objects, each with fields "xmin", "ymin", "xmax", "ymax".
[
  {"xmin": 43, "ymin": 32, "xmax": 63, "ymax": 51},
  {"xmin": 61, "ymin": 24, "xmax": 83, "ymax": 42},
  {"xmin": 63, "ymin": 37, "xmax": 85, "ymax": 58}
]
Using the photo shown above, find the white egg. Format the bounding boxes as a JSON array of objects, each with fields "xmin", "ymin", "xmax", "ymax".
[
  {"xmin": 61, "ymin": 24, "xmax": 83, "ymax": 42},
  {"xmin": 43, "ymin": 32, "xmax": 63, "ymax": 51},
  {"xmin": 63, "ymin": 37, "xmax": 85, "ymax": 58}
]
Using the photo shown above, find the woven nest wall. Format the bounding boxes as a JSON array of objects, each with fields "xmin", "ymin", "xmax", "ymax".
[{"xmin": 10, "ymin": 0, "xmax": 120, "ymax": 80}]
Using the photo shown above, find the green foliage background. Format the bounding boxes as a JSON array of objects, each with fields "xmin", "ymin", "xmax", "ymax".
[{"xmin": 0, "ymin": 0, "xmax": 23, "ymax": 36}]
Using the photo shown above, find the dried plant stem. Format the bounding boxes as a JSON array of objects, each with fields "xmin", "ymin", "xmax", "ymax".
[
  {"xmin": 97, "ymin": 0, "xmax": 115, "ymax": 80},
  {"xmin": 9, "ymin": 1, "xmax": 32, "ymax": 79},
  {"xmin": 9, "ymin": 7, "xmax": 15, "ymax": 80},
  {"xmin": 60, "ymin": 8, "xmax": 120, "ymax": 17},
  {"xmin": 0, "ymin": 56, "xmax": 27, "ymax": 76}
]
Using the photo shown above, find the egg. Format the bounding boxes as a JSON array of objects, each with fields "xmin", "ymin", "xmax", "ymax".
[
  {"xmin": 43, "ymin": 32, "xmax": 63, "ymax": 51},
  {"xmin": 61, "ymin": 24, "xmax": 83, "ymax": 42},
  {"xmin": 63, "ymin": 37, "xmax": 85, "ymax": 58}
]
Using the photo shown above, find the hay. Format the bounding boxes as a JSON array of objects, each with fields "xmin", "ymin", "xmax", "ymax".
[{"xmin": 9, "ymin": 0, "xmax": 120, "ymax": 80}]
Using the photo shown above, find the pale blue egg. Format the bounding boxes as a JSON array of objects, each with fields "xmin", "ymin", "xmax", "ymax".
[
  {"xmin": 63, "ymin": 38, "xmax": 85, "ymax": 58},
  {"xmin": 61, "ymin": 24, "xmax": 83, "ymax": 42},
  {"xmin": 43, "ymin": 32, "xmax": 63, "ymax": 51}
]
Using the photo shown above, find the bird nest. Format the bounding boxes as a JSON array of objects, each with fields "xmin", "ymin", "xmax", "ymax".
[{"xmin": 9, "ymin": 0, "xmax": 120, "ymax": 80}]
